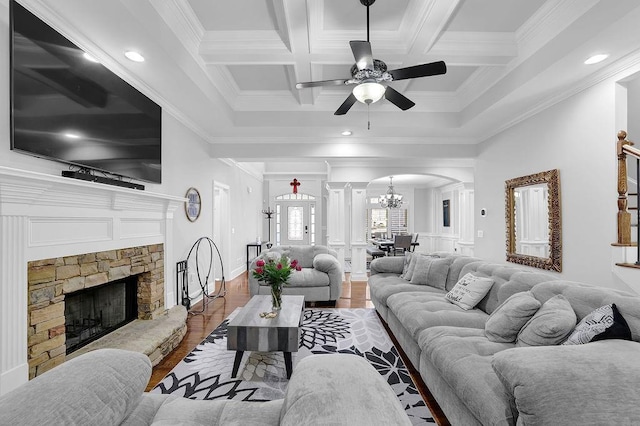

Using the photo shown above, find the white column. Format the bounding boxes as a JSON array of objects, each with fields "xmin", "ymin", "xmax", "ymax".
[
  {"xmin": 0, "ymin": 216, "xmax": 28, "ymax": 395},
  {"xmin": 350, "ymin": 183, "xmax": 369, "ymax": 281},
  {"xmin": 457, "ymin": 184, "xmax": 475, "ymax": 256},
  {"xmin": 325, "ymin": 182, "xmax": 348, "ymax": 279},
  {"xmin": 163, "ymin": 206, "xmax": 178, "ymax": 309}
]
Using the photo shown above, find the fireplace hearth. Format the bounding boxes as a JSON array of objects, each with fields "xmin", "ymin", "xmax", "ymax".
[{"xmin": 65, "ymin": 276, "xmax": 138, "ymax": 354}]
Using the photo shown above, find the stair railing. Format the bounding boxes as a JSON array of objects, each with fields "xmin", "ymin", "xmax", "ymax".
[{"xmin": 616, "ymin": 130, "xmax": 640, "ymax": 265}]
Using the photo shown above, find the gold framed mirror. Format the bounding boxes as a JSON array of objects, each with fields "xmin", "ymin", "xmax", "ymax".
[{"xmin": 505, "ymin": 169, "xmax": 561, "ymax": 272}]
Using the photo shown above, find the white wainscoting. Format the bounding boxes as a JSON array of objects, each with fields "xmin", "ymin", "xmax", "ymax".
[{"xmin": 416, "ymin": 232, "xmax": 474, "ymax": 256}]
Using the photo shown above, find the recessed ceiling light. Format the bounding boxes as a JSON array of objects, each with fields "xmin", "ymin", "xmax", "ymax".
[
  {"xmin": 584, "ymin": 54, "xmax": 608, "ymax": 65},
  {"xmin": 124, "ymin": 50, "xmax": 145, "ymax": 62},
  {"xmin": 341, "ymin": 130, "xmax": 352, "ymax": 136},
  {"xmin": 83, "ymin": 52, "xmax": 99, "ymax": 63}
]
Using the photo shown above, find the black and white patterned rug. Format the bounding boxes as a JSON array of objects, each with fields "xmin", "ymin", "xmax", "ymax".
[{"xmin": 152, "ymin": 308, "xmax": 434, "ymax": 424}]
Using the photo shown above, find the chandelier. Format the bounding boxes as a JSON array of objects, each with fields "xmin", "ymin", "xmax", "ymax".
[{"xmin": 379, "ymin": 176, "xmax": 403, "ymax": 208}]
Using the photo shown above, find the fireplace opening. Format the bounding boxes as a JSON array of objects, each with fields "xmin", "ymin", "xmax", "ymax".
[{"xmin": 65, "ymin": 275, "xmax": 138, "ymax": 354}]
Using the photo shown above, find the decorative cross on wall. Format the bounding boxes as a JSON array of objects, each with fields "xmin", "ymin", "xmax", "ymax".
[{"xmin": 290, "ymin": 178, "xmax": 301, "ymax": 194}]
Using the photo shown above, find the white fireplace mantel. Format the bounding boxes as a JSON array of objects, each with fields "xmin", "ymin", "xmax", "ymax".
[{"xmin": 0, "ymin": 166, "xmax": 185, "ymax": 395}]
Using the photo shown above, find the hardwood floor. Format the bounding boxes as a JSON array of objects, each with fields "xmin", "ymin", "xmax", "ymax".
[{"xmin": 148, "ymin": 272, "xmax": 450, "ymax": 426}]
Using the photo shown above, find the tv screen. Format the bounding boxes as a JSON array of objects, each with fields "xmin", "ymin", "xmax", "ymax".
[{"xmin": 10, "ymin": 1, "xmax": 162, "ymax": 184}]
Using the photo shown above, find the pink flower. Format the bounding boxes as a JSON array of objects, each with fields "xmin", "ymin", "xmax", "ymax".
[
  {"xmin": 295, "ymin": 265, "xmax": 302, "ymax": 271},
  {"xmin": 277, "ymin": 263, "xmax": 283, "ymax": 270},
  {"xmin": 290, "ymin": 259, "xmax": 298, "ymax": 268},
  {"xmin": 255, "ymin": 267, "xmax": 263, "ymax": 274},
  {"xmin": 256, "ymin": 259, "xmax": 265, "ymax": 267}
]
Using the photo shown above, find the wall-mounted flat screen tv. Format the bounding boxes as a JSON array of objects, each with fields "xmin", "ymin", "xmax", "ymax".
[{"xmin": 10, "ymin": 0, "xmax": 162, "ymax": 184}]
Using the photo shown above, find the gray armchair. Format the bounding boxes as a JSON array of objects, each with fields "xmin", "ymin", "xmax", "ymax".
[{"xmin": 249, "ymin": 245, "xmax": 343, "ymax": 303}]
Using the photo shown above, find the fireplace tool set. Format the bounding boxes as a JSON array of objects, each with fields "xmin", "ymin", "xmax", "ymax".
[{"xmin": 176, "ymin": 236, "xmax": 226, "ymax": 314}]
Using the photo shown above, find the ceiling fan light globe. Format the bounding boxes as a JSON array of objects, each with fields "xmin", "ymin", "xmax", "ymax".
[{"xmin": 352, "ymin": 82, "xmax": 385, "ymax": 104}]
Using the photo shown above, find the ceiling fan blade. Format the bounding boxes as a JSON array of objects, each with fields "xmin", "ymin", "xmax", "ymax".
[
  {"xmin": 388, "ymin": 61, "xmax": 447, "ymax": 81},
  {"xmin": 384, "ymin": 86, "xmax": 415, "ymax": 111},
  {"xmin": 350, "ymin": 40, "xmax": 374, "ymax": 71},
  {"xmin": 296, "ymin": 79, "xmax": 349, "ymax": 89},
  {"xmin": 334, "ymin": 93, "xmax": 357, "ymax": 115}
]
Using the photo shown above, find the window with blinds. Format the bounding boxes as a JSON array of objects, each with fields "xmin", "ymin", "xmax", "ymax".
[
  {"xmin": 369, "ymin": 208, "xmax": 408, "ymax": 236},
  {"xmin": 389, "ymin": 208, "xmax": 408, "ymax": 234}
]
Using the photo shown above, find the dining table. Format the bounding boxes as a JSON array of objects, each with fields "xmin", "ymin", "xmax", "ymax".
[{"xmin": 370, "ymin": 238, "xmax": 419, "ymax": 255}]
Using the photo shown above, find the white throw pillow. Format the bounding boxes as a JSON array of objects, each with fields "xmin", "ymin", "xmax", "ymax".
[{"xmin": 444, "ymin": 273, "xmax": 494, "ymax": 310}]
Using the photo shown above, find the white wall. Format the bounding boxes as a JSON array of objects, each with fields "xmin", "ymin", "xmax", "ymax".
[
  {"xmin": 413, "ymin": 183, "xmax": 472, "ymax": 254},
  {"xmin": 474, "ymin": 79, "xmax": 620, "ymax": 287}
]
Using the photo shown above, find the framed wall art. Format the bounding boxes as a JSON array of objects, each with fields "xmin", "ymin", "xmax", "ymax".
[{"xmin": 185, "ymin": 187, "xmax": 201, "ymax": 222}]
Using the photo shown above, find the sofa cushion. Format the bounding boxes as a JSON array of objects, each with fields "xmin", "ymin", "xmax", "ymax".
[
  {"xmin": 562, "ymin": 303, "xmax": 631, "ymax": 345},
  {"xmin": 403, "ymin": 252, "xmax": 421, "ymax": 281},
  {"xmin": 281, "ymin": 354, "xmax": 411, "ymax": 426},
  {"xmin": 418, "ymin": 326, "xmax": 517, "ymax": 426},
  {"xmin": 146, "ymin": 397, "xmax": 283, "ymax": 426},
  {"xmin": 276, "ymin": 268, "xmax": 331, "ymax": 287},
  {"xmin": 369, "ymin": 275, "xmax": 444, "ymax": 308},
  {"xmin": 0, "ymin": 349, "xmax": 150, "ymax": 426},
  {"xmin": 387, "ymin": 292, "xmax": 489, "ymax": 340},
  {"xmin": 444, "ymin": 257, "xmax": 483, "ymax": 291},
  {"xmin": 282, "ymin": 246, "xmax": 314, "ymax": 268},
  {"xmin": 492, "ymin": 340, "xmax": 640, "ymax": 425},
  {"xmin": 399, "ymin": 251, "xmax": 413, "ymax": 279},
  {"xmin": 410, "ymin": 256, "xmax": 452, "ymax": 289},
  {"xmin": 530, "ymin": 280, "xmax": 640, "ymax": 341},
  {"xmin": 516, "ymin": 294, "xmax": 576, "ymax": 347},
  {"xmin": 445, "ymin": 273, "xmax": 495, "ymax": 310},
  {"xmin": 266, "ymin": 245, "xmax": 336, "ymax": 269},
  {"xmin": 484, "ymin": 291, "xmax": 541, "ymax": 343}
]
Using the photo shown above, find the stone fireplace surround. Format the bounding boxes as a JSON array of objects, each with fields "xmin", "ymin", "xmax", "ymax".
[
  {"xmin": 28, "ymin": 244, "xmax": 165, "ymax": 379},
  {"xmin": 0, "ymin": 167, "xmax": 185, "ymax": 395}
]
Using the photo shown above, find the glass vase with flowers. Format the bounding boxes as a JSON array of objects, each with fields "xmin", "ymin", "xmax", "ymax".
[{"xmin": 252, "ymin": 254, "xmax": 301, "ymax": 313}]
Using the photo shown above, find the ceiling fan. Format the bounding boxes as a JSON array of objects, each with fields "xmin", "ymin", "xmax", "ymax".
[{"xmin": 295, "ymin": 0, "xmax": 447, "ymax": 116}]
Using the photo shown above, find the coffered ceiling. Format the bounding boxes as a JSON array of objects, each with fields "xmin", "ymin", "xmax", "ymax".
[{"xmin": 13, "ymin": 0, "xmax": 640, "ymax": 169}]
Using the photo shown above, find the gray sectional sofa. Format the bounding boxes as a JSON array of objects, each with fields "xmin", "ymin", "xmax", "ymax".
[
  {"xmin": 0, "ymin": 348, "xmax": 411, "ymax": 426},
  {"xmin": 249, "ymin": 245, "xmax": 343, "ymax": 303},
  {"xmin": 369, "ymin": 252, "xmax": 640, "ymax": 425}
]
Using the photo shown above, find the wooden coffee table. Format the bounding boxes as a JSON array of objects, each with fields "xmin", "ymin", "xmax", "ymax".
[{"xmin": 227, "ymin": 295, "xmax": 305, "ymax": 379}]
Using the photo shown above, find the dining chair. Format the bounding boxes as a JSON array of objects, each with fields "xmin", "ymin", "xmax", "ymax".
[
  {"xmin": 392, "ymin": 235, "xmax": 413, "ymax": 256},
  {"xmin": 411, "ymin": 233, "xmax": 419, "ymax": 252}
]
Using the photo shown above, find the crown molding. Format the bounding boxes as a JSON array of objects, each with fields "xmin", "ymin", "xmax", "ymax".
[
  {"xmin": 150, "ymin": 0, "xmax": 204, "ymax": 56},
  {"xmin": 479, "ymin": 49, "xmax": 640, "ymax": 143},
  {"xmin": 516, "ymin": 0, "xmax": 598, "ymax": 61},
  {"xmin": 217, "ymin": 159, "xmax": 265, "ymax": 182}
]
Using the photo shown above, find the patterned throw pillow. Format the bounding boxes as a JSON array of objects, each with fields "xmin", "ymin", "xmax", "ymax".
[
  {"xmin": 562, "ymin": 303, "xmax": 632, "ymax": 345},
  {"xmin": 444, "ymin": 273, "xmax": 495, "ymax": 310},
  {"xmin": 516, "ymin": 294, "xmax": 576, "ymax": 347},
  {"xmin": 485, "ymin": 291, "xmax": 542, "ymax": 343}
]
